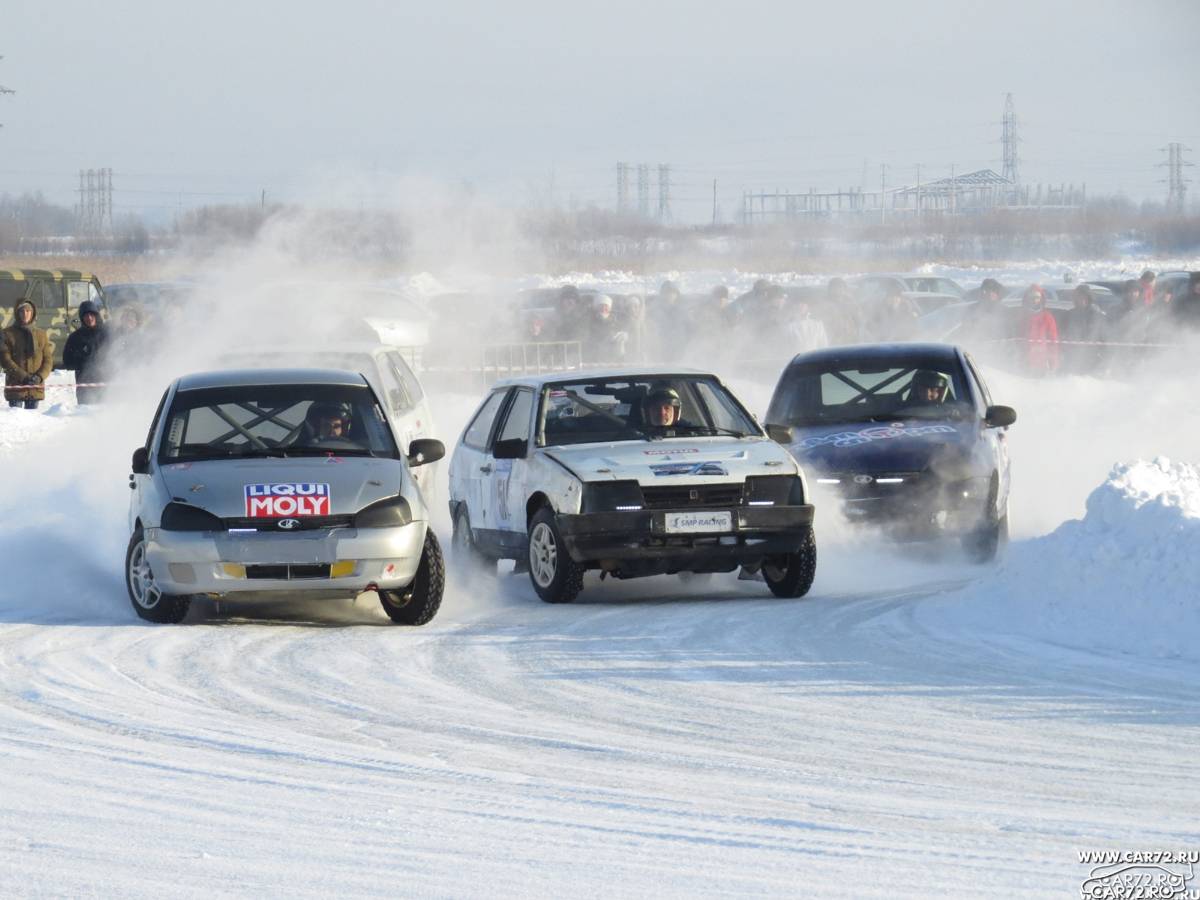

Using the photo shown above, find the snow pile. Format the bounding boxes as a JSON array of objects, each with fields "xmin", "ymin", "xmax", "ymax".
[{"xmin": 928, "ymin": 457, "xmax": 1200, "ymax": 660}]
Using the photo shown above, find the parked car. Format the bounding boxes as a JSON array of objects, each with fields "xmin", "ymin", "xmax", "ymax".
[
  {"xmin": 219, "ymin": 343, "xmax": 437, "ymax": 493},
  {"xmin": 448, "ymin": 367, "xmax": 817, "ymax": 602},
  {"xmin": 0, "ymin": 268, "xmax": 107, "ymax": 366},
  {"xmin": 126, "ymin": 367, "xmax": 445, "ymax": 624},
  {"xmin": 763, "ymin": 343, "xmax": 1015, "ymax": 561}
]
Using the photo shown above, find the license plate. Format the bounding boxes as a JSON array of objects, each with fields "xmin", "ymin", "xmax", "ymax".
[{"xmin": 663, "ymin": 511, "xmax": 733, "ymax": 534}]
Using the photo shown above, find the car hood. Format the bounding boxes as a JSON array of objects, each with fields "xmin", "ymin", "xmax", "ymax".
[
  {"xmin": 158, "ymin": 457, "xmax": 404, "ymax": 518},
  {"xmin": 786, "ymin": 419, "xmax": 977, "ymax": 477},
  {"xmin": 544, "ymin": 438, "xmax": 797, "ymax": 484}
]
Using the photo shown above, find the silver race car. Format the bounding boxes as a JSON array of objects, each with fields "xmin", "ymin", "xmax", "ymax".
[{"xmin": 126, "ymin": 368, "xmax": 445, "ymax": 624}]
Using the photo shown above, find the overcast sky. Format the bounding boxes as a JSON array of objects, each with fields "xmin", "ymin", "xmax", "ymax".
[{"xmin": 2, "ymin": 0, "xmax": 1198, "ymax": 222}]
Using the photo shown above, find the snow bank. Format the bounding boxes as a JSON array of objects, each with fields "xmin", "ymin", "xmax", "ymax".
[{"xmin": 926, "ymin": 457, "xmax": 1200, "ymax": 661}]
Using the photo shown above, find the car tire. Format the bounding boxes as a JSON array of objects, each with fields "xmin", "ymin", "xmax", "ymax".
[
  {"xmin": 452, "ymin": 506, "xmax": 495, "ymax": 575},
  {"xmin": 125, "ymin": 526, "xmax": 190, "ymax": 624},
  {"xmin": 379, "ymin": 528, "xmax": 445, "ymax": 626},
  {"xmin": 761, "ymin": 527, "xmax": 817, "ymax": 599},
  {"xmin": 963, "ymin": 492, "xmax": 1009, "ymax": 564},
  {"xmin": 527, "ymin": 507, "xmax": 584, "ymax": 604}
]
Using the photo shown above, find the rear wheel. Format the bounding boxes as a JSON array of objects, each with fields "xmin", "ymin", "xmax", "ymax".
[
  {"xmin": 761, "ymin": 528, "xmax": 817, "ymax": 599},
  {"xmin": 452, "ymin": 506, "xmax": 495, "ymax": 575},
  {"xmin": 527, "ymin": 507, "xmax": 584, "ymax": 604},
  {"xmin": 125, "ymin": 526, "xmax": 190, "ymax": 624},
  {"xmin": 379, "ymin": 529, "xmax": 445, "ymax": 625}
]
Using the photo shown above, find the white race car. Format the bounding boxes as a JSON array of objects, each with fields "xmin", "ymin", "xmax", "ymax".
[
  {"xmin": 448, "ymin": 368, "xmax": 817, "ymax": 603},
  {"xmin": 126, "ymin": 368, "xmax": 445, "ymax": 624}
]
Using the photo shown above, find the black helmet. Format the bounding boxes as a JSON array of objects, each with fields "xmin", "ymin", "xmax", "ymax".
[
  {"xmin": 643, "ymin": 387, "xmax": 681, "ymax": 411},
  {"xmin": 911, "ymin": 370, "xmax": 948, "ymax": 393},
  {"xmin": 307, "ymin": 401, "xmax": 352, "ymax": 425}
]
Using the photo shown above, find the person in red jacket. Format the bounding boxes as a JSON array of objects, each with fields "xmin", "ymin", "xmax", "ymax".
[{"xmin": 1022, "ymin": 284, "xmax": 1060, "ymax": 375}]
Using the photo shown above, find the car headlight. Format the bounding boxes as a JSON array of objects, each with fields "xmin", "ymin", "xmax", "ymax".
[
  {"xmin": 160, "ymin": 502, "xmax": 224, "ymax": 532},
  {"xmin": 946, "ymin": 476, "xmax": 991, "ymax": 504},
  {"xmin": 581, "ymin": 480, "xmax": 645, "ymax": 513},
  {"xmin": 744, "ymin": 475, "xmax": 806, "ymax": 506},
  {"xmin": 354, "ymin": 495, "xmax": 413, "ymax": 528}
]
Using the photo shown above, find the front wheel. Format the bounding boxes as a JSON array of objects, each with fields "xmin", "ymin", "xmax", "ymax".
[
  {"xmin": 125, "ymin": 526, "xmax": 190, "ymax": 624},
  {"xmin": 379, "ymin": 529, "xmax": 445, "ymax": 625},
  {"xmin": 761, "ymin": 528, "xmax": 817, "ymax": 599},
  {"xmin": 527, "ymin": 507, "xmax": 585, "ymax": 604},
  {"xmin": 962, "ymin": 502, "xmax": 1009, "ymax": 564}
]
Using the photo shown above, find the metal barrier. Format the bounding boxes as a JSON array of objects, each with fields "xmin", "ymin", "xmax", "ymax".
[{"xmin": 480, "ymin": 341, "xmax": 585, "ymax": 385}]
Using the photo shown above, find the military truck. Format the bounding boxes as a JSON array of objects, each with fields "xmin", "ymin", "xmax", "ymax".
[{"xmin": 0, "ymin": 269, "xmax": 108, "ymax": 367}]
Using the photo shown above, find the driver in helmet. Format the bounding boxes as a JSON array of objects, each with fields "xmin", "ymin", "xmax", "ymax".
[
  {"xmin": 641, "ymin": 386, "xmax": 693, "ymax": 434},
  {"xmin": 306, "ymin": 400, "xmax": 353, "ymax": 442},
  {"xmin": 910, "ymin": 370, "xmax": 949, "ymax": 405}
]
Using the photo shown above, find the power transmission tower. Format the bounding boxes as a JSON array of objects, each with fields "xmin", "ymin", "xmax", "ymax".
[
  {"xmin": 1001, "ymin": 93, "xmax": 1020, "ymax": 197},
  {"xmin": 616, "ymin": 162, "xmax": 630, "ymax": 213},
  {"xmin": 636, "ymin": 164, "xmax": 650, "ymax": 218},
  {"xmin": 76, "ymin": 167, "xmax": 113, "ymax": 235},
  {"xmin": 657, "ymin": 163, "xmax": 671, "ymax": 222},
  {"xmin": 1161, "ymin": 143, "xmax": 1192, "ymax": 213}
]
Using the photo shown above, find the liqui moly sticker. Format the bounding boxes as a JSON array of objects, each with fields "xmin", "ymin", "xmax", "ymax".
[{"xmin": 244, "ymin": 483, "xmax": 331, "ymax": 517}]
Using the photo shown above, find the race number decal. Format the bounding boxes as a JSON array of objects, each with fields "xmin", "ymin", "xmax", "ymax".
[{"xmin": 244, "ymin": 483, "xmax": 331, "ymax": 517}]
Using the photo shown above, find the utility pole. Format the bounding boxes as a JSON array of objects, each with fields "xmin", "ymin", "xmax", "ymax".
[
  {"xmin": 657, "ymin": 163, "xmax": 671, "ymax": 223},
  {"xmin": 1001, "ymin": 93, "xmax": 1020, "ymax": 196},
  {"xmin": 1161, "ymin": 143, "xmax": 1192, "ymax": 213},
  {"xmin": 0, "ymin": 56, "xmax": 14, "ymax": 130},
  {"xmin": 880, "ymin": 163, "xmax": 887, "ymax": 225}
]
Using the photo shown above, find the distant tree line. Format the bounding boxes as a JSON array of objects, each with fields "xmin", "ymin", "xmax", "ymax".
[{"xmin": 0, "ymin": 190, "xmax": 1195, "ymax": 269}]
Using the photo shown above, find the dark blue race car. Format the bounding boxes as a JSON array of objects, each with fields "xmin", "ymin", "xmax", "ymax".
[{"xmin": 764, "ymin": 343, "xmax": 1016, "ymax": 561}]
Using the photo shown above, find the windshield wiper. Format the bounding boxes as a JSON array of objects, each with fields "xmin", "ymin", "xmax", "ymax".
[
  {"xmin": 238, "ymin": 447, "xmax": 293, "ymax": 458},
  {"xmin": 675, "ymin": 424, "xmax": 750, "ymax": 438}
]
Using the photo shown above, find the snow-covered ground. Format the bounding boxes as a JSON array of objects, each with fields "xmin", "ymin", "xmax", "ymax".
[{"xmin": 2, "ymin": 264, "xmax": 1199, "ymax": 897}]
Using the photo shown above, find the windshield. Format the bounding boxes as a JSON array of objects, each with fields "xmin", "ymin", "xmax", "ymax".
[
  {"xmin": 159, "ymin": 383, "xmax": 399, "ymax": 463},
  {"xmin": 538, "ymin": 375, "xmax": 760, "ymax": 447},
  {"xmin": 766, "ymin": 357, "xmax": 972, "ymax": 427}
]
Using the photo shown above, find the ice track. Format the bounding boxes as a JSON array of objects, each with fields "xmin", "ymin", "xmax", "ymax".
[{"xmin": 2, "ymin": 560, "xmax": 1197, "ymax": 898}]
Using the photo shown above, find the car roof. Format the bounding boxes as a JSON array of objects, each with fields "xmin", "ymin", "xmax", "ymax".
[
  {"xmin": 0, "ymin": 268, "xmax": 97, "ymax": 282},
  {"xmin": 785, "ymin": 342, "xmax": 962, "ymax": 367},
  {"xmin": 175, "ymin": 367, "xmax": 370, "ymax": 391},
  {"xmin": 223, "ymin": 342, "xmax": 397, "ymax": 359},
  {"xmin": 492, "ymin": 365, "xmax": 712, "ymax": 389}
]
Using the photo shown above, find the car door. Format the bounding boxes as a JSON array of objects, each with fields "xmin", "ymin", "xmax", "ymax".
[
  {"xmin": 487, "ymin": 387, "xmax": 536, "ymax": 555},
  {"xmin": 455, "ymin": 388, "xmax": 510, "ymax": 547},
  {"xmin": 964, "ymin": 353, "xmax": 1010, "ymax": 509},
  {"xmin": 130, "ymin": 387, "xmax": 171, "ymax": 531}
]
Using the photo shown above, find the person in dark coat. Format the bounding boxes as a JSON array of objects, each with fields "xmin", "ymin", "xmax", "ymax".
[
  {"xmin": 871, "ymin": 283, "xmax": 919, "ymax": 341},
  {"xmin": 62, "ymin": 300, "xmax": 109, "ymax": 405},
  {"xmin": 1176, "ymin": 273, "xmax": 1200, "ymax": 330},
  {"xmin": 962, "ymin": 278, "xmax": 1010, "ymax": 345},
  {"xmin": 1058, "ymin": 284, "xmax": 1107, "ymax": 373},
  {"xmin": 1, "ymin": 298, "xmax": 54, "ymax": 409}
]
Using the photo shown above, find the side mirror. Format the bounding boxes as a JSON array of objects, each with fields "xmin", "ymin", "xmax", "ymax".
[
  {"xmin": 765, "ymin": 423, "xmax": 794, "ymax": 445},
  {"xmin": 985, "ymin": 405, "xmax": 1017, "ymax": 428},
  {"xmin": 492, "ymin": 437, "xmax": 528, "ymax": 460},
  {"xmin": 407, "ymin": 438, "xmax": 445, "ymax": 468},
  {"xmin": 131, "ymin": 446, "xmax": 150, "ymax": 475}
]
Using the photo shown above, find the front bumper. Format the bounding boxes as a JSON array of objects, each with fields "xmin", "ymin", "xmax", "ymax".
[
  {"xmin": 817, "ymin": 478, "xmax": 990, "ymax": 539},
  {"xmin": 144, "ymin": 521, "xmax": 426, "ymax": 597},
  {"xmin": 556, "ymin": 504, "xmax": 814, "ymax": 569}
]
